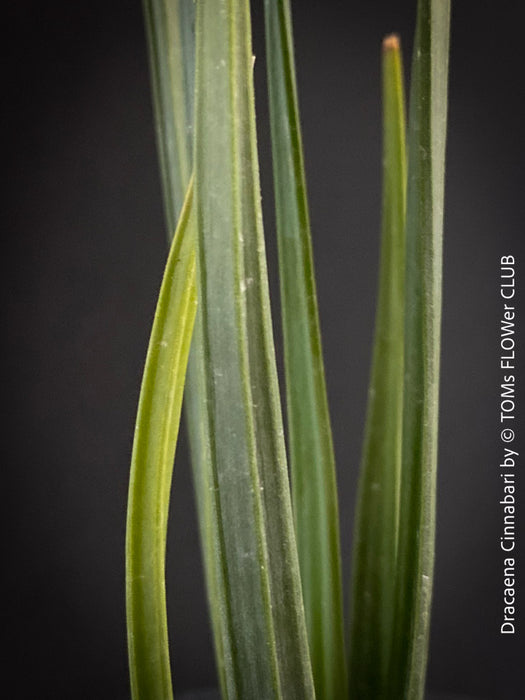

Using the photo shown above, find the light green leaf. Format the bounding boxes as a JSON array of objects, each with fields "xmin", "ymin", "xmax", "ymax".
[
  {"xmin": 349, "ymin": 34, "xmax": 407, "ymax": 700},
  {"xmin": 126, "ymin": 180, "xmax": 197, "ymax": 700},
  {"xmin": 390, "ymin": 1, "xmax": 450, "ymax": 698},
  {"xmin": 264, "ymin": 1, "xmax": 346, "ymax": 697},
  {"xmin": 192, "ymin": 1, "xmax": 315, "ymax": 697}
]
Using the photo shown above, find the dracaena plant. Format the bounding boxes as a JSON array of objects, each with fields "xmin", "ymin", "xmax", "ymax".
[{"xmin": 125, "ymin": 1, "xmax": 451, "ymax": 699}]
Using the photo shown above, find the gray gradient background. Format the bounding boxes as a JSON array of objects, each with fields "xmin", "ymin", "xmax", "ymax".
[{"xmin": 4, "ymin": 1, "xmax": 524, "ymax": 698}]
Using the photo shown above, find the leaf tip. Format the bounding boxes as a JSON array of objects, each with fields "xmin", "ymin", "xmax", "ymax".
[{"xmin": 382, "ymin": 33, "xmax": 401, "ymax": 53}]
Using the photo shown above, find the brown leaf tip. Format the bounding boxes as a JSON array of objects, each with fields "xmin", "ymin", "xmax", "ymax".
[{"xmin": 383, "ymin": 34, "xmax": 400, "ymax": 52}]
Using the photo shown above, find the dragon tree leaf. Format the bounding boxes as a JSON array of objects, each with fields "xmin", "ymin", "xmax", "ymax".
[
  {"xmin": 390, "ymin": 2, "xmax": 451, "ymax": 697},
  {"xmin": 349, "ymin": 34, "xmax": 407, "ymax": 700},
  {"xmin": 126, "ymin": 180, "xmax": 197, "ymax": 700},
  {"xmin": 264, "ymin": 1, "xmax": 346, "ymax": 697},
  {"xmin": 192, "ymin": 1, "xmax": 315, "ymax": 697}
]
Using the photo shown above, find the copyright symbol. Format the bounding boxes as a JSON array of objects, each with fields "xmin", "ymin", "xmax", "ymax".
[{"xmin": 501, "ymin": 428, "xmax": 515, "ymax": 443}]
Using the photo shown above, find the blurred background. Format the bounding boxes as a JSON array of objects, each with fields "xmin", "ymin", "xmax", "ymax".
[{"xmin": 4, "ymin": 1, "xmax": 524, "ymax": 697}]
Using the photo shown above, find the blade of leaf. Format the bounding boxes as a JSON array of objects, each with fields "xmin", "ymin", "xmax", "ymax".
[
  {"xmin": 390, "ymin": 1, "xmax": 450, "ymax": 698},
  {"xmin": 192, "ymin": 1, "xmax": 315, "ymax": 697},
  {"xmin": 126, "ymin": 180, "xmax": 197, "ymax": 700},
  {"xmin": 348, "ymin": 35, "xmax": 407, "ymax": 700},
  {"xmin": 142, "ymin": 0, "xmax": 194, "ymax": 234},
  {"xmin": 141, "ymin": 2, "xmax": 234, "ymax": 693},
  {"xmin": 263, "ymin": 1, "xmax": 346, "ymax": 696}
]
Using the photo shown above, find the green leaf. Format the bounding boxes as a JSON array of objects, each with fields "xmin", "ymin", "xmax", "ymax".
[
  {"xmin": 191, "ymin": 1, "xmax": 315, "ymax": 697},
  {"xmin": 140, "ymin": 1, "xmax": 232, "ymax": 692},
  {"xmin": 142, "ymin": 0, "xmax": 195, "ymax": 234},
  {"xmin": 390, "ymin": 1, "xmax": 450, "ymax": 697},
  {"xmin": 349, "ymin": 34, "xmax": 407, "ymax": 700},
  {"xmin": 126, "ymin": 180, "xmax": 197, "ymax": 700},
  {"xmin": 264, "ymin": 1, "xmax": 346, "ymax": 697}
]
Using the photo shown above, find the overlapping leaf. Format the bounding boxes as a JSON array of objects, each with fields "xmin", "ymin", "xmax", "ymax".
[
  {"xmin": 264, "ymin": 1, "xmax": 346, "ymax": 697},
  {"xmin": 142, "ymin": 0, "xmax": 194, "ymax": 234},
  {"xmin": 390, "ymin": 1, "xmax": 451, "ymax": 697},
  {"xmin": 190, "ymin": 1, "xmax": 315, "ymax": 697},
  {"xmin": 126, "ymin": 182, "xmax": 196, "ymax": 700},
  {"xmin": 349, "ymin": 34, "xmax": 407, "ymax": 700}
]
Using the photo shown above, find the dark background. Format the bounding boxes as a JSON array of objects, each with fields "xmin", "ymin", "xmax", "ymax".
[{"xmin": 4, "ymin": 1, "xmax": 525, "ymax": 698}]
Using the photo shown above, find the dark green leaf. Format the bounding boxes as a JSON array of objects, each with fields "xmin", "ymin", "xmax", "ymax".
[
  {"xmin": 349, "ymin": 34, "xmax": 407, "ymax": 700},
  {"xmin": 191, "ymin": 1, "xmax": 315, "ymax": 696},
  {"xmin": 264, "ymin": 1, "xmax": 346, "ymax": 697},
  {"xmin": 390, "ymin": 2, "xmax": 450, "ymax": 697}
]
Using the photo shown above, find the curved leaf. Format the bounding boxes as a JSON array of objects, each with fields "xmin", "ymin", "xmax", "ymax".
[{"xmin": 126, "ymin": 181, "xmax": 197, "ymax": 700}]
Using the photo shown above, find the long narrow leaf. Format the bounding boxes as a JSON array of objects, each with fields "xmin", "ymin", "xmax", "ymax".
[
  {"xmin": 390, "ymin": 1, "xmax": 450, "ymax": 697},
  {"xmin": 141, "ymin": 2, "xmax": 234, "ymax": 692},
  {"xmin": 192, "ymin": 1, "xmax": 315, "ymax": 697},
  {"xmin": 349, "ymin": 35, "xmax": 407, "ymax": 700},
  {"xmin": 142, "ymin": 0, "xmax": 194, "ymax": 233},
  {"xmin": 126, "ymin": 181, "xmax": 197, "ymax": 700},
  {"xmin": 264, "ymin": 1, "xmax": 346, "ymax": 697}
]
